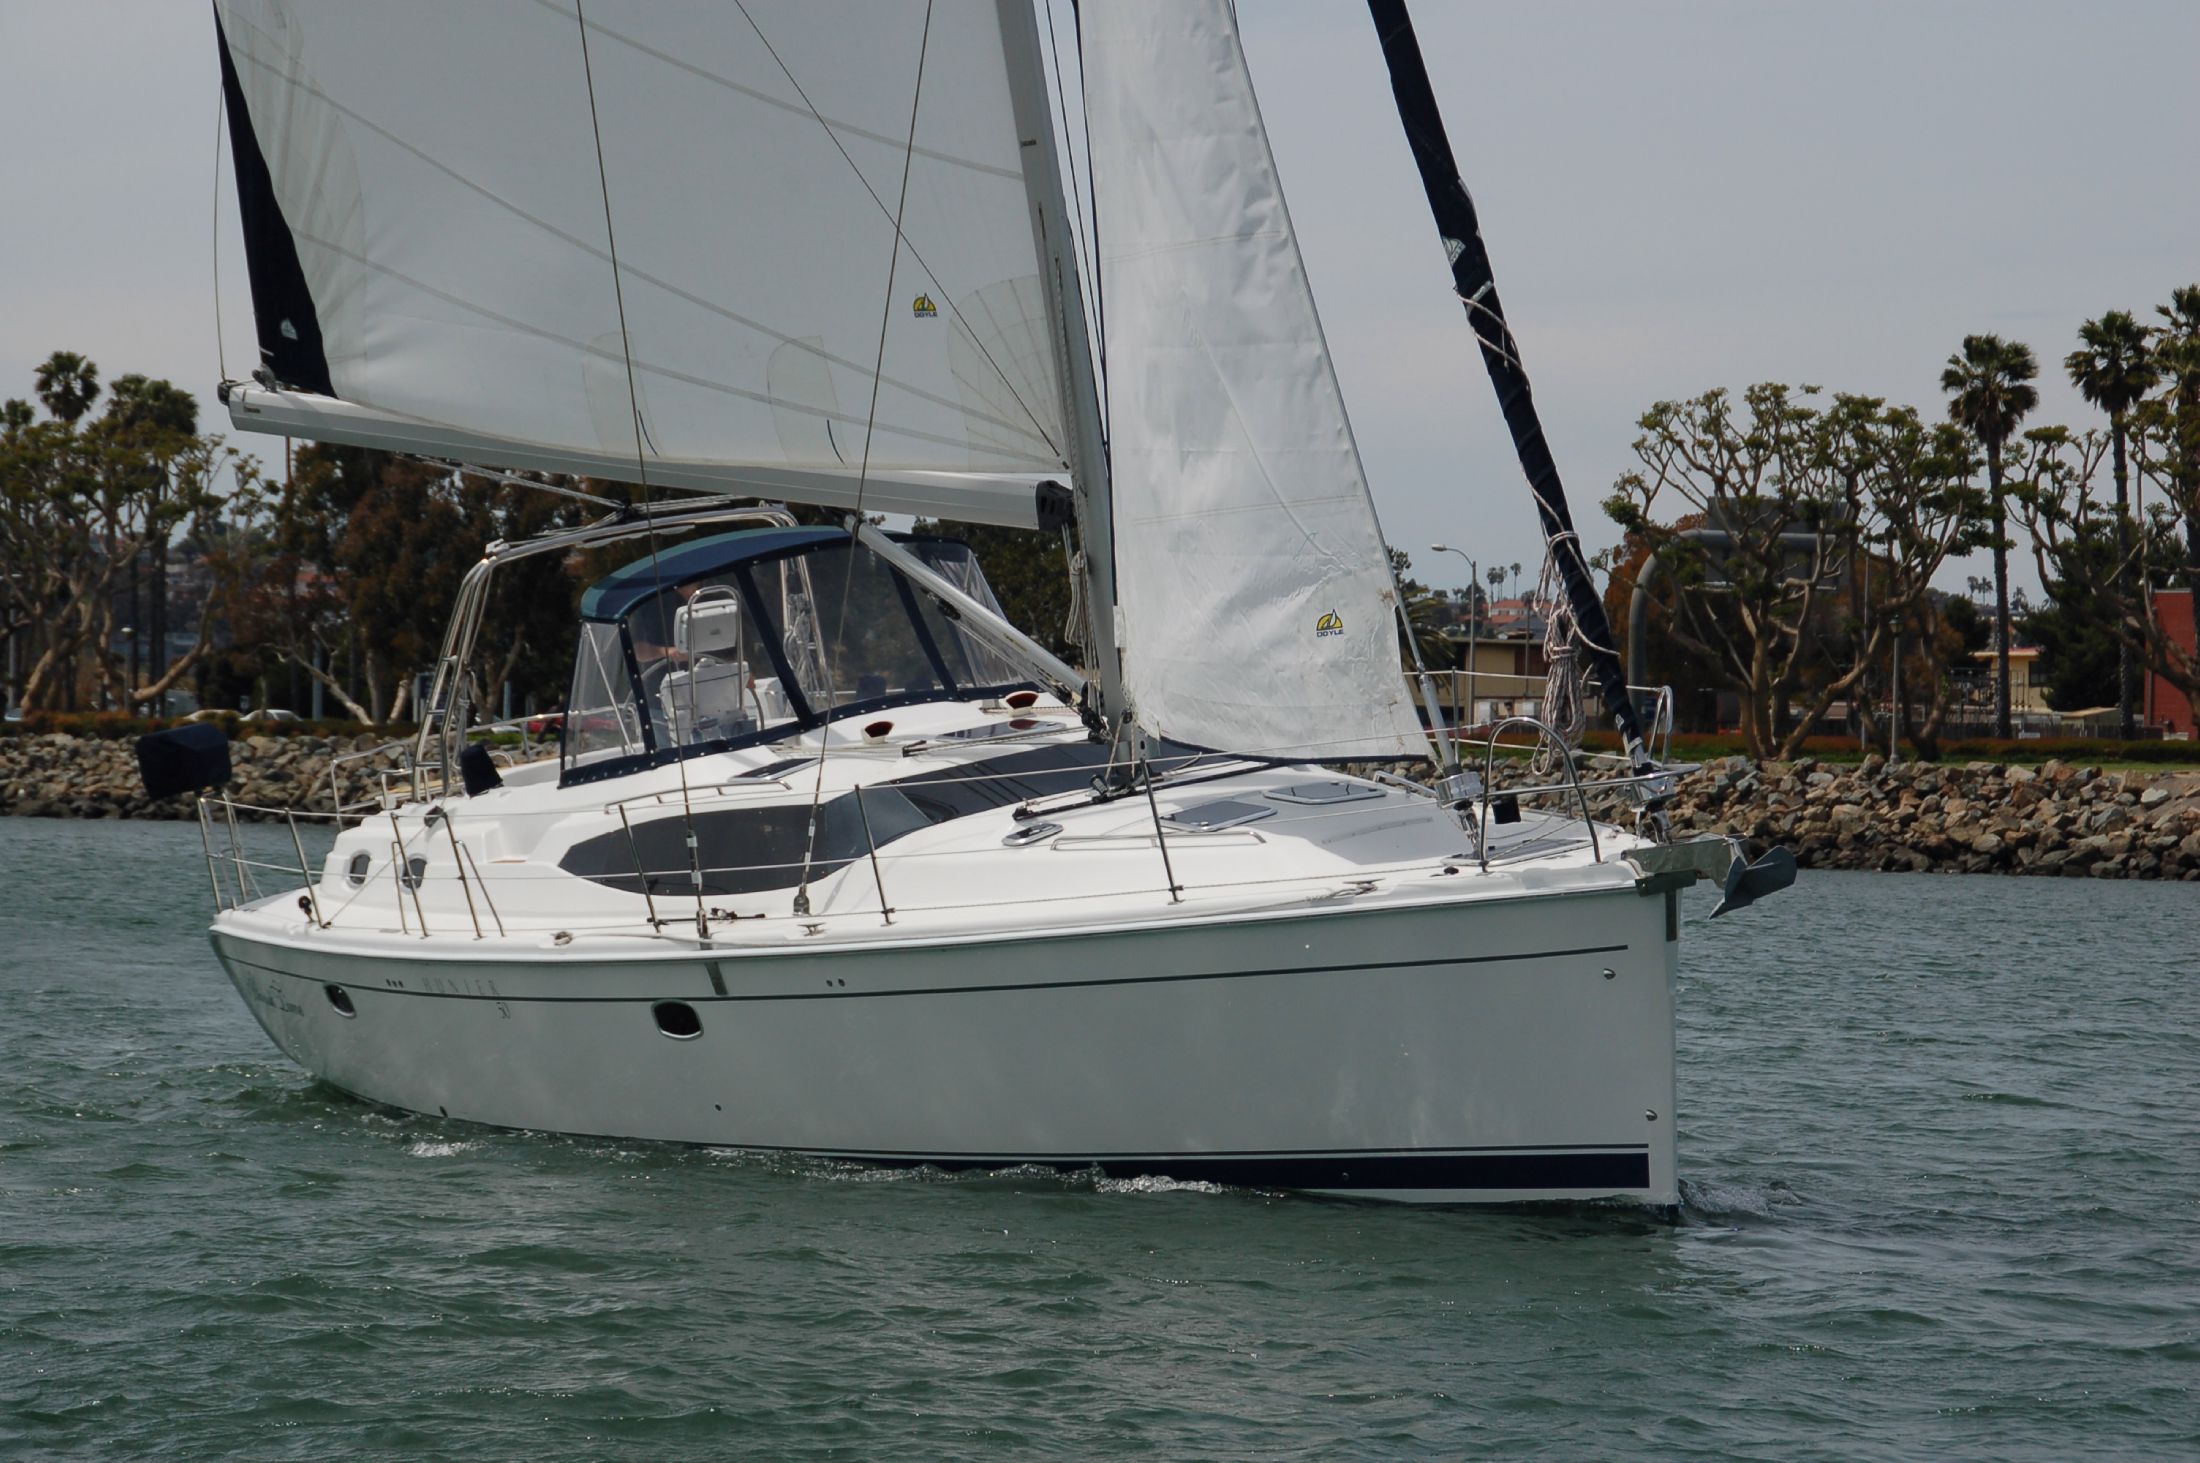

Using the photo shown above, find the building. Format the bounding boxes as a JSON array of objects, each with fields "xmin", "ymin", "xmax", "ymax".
[
  {"xmin": 1423, "ymin": 629, "xmax": 1550, "ymax": 731},
  {"xmin": 1967, "ymin": 645, "xmax": 2054, "ymax": 716},
  {"xmin": 2145, "ymin": 588, "xmax": 2197, "ymax": 739},
  {"xmin": 1485, "ymin": 596, "xmax": 1548, "ymax": 637}
]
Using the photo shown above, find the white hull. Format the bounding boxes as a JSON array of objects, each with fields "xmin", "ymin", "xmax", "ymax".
[{"xmin": 213, "ymin": 882, "xmax": 1678, "ymax": 1206}]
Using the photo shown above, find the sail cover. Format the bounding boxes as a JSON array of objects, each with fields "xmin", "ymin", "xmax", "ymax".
[
  {"xmin": 212, "ymin": 1, "xmax": 1068, "ymax": 521},
  {"xmin": 1082, "ymin": 0, "xmax": 1429, "ymax": 760}
]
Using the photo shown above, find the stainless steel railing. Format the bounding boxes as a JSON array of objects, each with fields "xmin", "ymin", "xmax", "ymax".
[{"xmin": 198, "ymin": 717, "xmax": 1701, "ymax": 936}]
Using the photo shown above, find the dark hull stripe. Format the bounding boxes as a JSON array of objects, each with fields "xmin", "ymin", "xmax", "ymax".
[
  {"xmin": 805, "ymin": 1149, "xmax": 1651, "ymax": 1192},
  {"xmin": 992, "ymin": 1150, "xmax": 1651, "ymax": 1192},
  {"xmin": 219, "ymin": 941, "xmax": 1632, "ymax": 1005},
  {"xmin": 311, "ymin": 1076, "xmax": 1654, "ymax": 1194}
]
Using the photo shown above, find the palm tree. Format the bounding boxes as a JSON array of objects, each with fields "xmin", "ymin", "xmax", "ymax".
[
  {"xmin": 32, "ymin": 350, "xmax": 100, "ymax": 425},
  {"xmin": 2066, "ymin": 311, "xmax": 2158, "ymax": 738},
  {"xmin": 1941, "ymin": 333, "xmax": 2039, "ymax": 739}
]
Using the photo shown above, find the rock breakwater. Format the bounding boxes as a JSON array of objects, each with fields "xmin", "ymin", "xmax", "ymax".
[
  {"xmin": 1662, "ymin": 754, "xmax": 2200, "ymax": 880},
  {"xmin": 0, "ymin": 732, "xmax": 403, "ymax": 821}
]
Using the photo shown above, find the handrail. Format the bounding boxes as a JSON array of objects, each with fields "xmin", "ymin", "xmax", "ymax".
[
  {"xmin": 1476, "ymin": 714, "xmax": 1600, "ymax": 872},
  {"xmin": 194, "ymin": 714, "xmax": 1717, "ymax": 933}
]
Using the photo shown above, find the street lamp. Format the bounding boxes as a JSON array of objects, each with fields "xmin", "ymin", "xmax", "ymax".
[{"xmin": 1430, "ymin": 544, "xmax": 1478, "ymax": 733}]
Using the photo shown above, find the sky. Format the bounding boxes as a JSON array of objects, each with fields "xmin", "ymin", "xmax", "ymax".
[{"xmin": 4, "ymin": 1, "xmax": 2197, "ymax": 601}]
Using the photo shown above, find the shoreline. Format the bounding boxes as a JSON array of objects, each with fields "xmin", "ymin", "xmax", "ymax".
[{"xmin": 6, "ymin": 733, "xmax": 2199, "ymax": 881}]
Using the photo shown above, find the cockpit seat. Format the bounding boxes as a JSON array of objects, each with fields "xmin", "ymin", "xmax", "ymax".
[
  {"xmin": 660, "ymin": 658, "xmax": 761, "ymax": 742},
  {"xmin": 674, "ymin": 584, "xmax": 745, "ymax": 657}
]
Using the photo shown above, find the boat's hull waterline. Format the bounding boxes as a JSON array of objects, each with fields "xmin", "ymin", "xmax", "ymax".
[{"xmin": 212, "ymin": 885, "xmax": 1677, "ymax": 1206}]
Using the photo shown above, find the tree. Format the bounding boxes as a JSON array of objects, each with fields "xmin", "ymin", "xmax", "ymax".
[
  {"xmin": 2015, "ymin": 522, "xmax": 2121, "ymax": 713},
  {"xmin": 1597, "ymin": 516, "xmax": 1731, "ymax": 734},
  {"xmin": 33, "ymin": 351, "xmax": 100, "ymax": 426},
  {"xmin": 0, "ymin": 355, "xmax": 246, "ymax": 711},
  {"xmin": 2010, "ymin": 422, "xmax": 2200, "ymax": 726},
  {"xmin": 1387, "ymin": 546, "xmax": 1446, "ymax": 637},
  {"xmin": 1607, "ymin": 383, "xmax": 1986, "ymax": 759},
  {"xmin": 100, "ymin": 374, "xmax": 202, "ymax": 702},
  {"xmin": 2065, "ymin": 310, "xmax": 2157, "ymax": 736},
  {"xmin": 232, "ymin": 447, "xmax": 595, "ymax": 724},
  {"xmin": 1940, "ymin": 334, "xmax": 2039, "ymax": 738},
  {"xmin": 2151, "ymin": 284, "xmax": 2200, "ymax": 578}
]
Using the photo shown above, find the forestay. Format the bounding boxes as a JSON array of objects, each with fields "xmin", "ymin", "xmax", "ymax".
[
  {"xmin": 1082, "ymin": 0, "xmax": 1429, "ymax": 761},
  {"xmin": 212, "ymin": 0, "xmax": 1067, "ymax": 524}
]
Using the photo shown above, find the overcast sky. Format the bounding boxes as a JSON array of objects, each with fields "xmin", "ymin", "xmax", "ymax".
[{"xmin": 5, "ymin": 2, "xmax": 2197, "ymax": 599}]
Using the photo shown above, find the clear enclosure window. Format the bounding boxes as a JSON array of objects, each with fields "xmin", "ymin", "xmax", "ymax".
[
  {"xmin": 564, "ymin": 620, "xmax": 648, "ymax": 770},
  {"xmin": 912, "ymin": 542, "xmax": 1024, "ymax": 691},
  {"xmin": 559, "ymin": 534, "xmax": 1026, "ymax": 784},
  {"xmin": 632, "ymin": 578, "xmax": 805, "ymax": 754},
  {"xmin": 786, "ymin": 544, "xmax": 946, "ymax": 712}
]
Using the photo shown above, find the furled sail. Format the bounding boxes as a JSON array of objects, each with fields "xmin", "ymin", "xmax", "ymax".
[
  {"xmin": 1081, "ymin": 0, "xmax": 1430, "ymax": 760},
  {"xmin": 1365, "ymin": 0, "xmax": 1653, "ymax": 768},
  {"xmin": 213, "ymin": 0, "xmax": 1068, "ymax": 526}
]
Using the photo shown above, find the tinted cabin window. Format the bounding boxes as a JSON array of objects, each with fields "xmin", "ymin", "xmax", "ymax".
[
  {"xmin": 556, "ymin": 743, "xmax": 1118, "ymax": 896},
  {"xmin": 561, "ymin": 787, "xmax": 931, "ymax": 896}
]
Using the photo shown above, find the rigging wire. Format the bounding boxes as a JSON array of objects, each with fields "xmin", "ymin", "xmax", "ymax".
[
  {"xmin": 211, "ymin": 88, "xmax": 228, "ymax": 384},
  {"xmin": 791, "ymin": 0, "xmax": 937, "ymax": 917},
  {"xmin": 575, "ymin": 0, "xmax": 711, "ymax": 935}
]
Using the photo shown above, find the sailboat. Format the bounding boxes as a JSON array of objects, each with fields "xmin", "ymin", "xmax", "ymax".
[{"xmin": 167, "ymin": 0, "xmax": 1789, "ymax": 1207}]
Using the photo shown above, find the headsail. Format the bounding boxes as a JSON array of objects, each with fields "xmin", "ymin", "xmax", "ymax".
[
  {"xmin": 213, "ymin": 0, "xmax": 1068, "ymax": 526},
  {"xmin": 1081, "ymin": 0, "xmax": 1430, "ymax": 761}
]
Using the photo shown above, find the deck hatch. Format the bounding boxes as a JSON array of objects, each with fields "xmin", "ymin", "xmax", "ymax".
[{"xmin": 1165, "ymin": 798, "xmax": 1276, "ymax": 832}]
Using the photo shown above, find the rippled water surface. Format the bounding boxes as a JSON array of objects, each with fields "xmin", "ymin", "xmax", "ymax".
[{"xmin": 2, "ymin": 819, "xmax": 2195, "ymax": 1459}]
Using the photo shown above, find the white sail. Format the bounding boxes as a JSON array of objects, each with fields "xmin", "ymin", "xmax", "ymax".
[
  {"xmin": 213, "ymin": 1, "xmax": 1067, "ymax": 513},
  {"xmin": 1082, "ymin": 0, "xmax": 1430, "ymax": 760}
]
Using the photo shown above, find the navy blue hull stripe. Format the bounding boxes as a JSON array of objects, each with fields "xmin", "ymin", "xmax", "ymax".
[
  {"xmin": 307, "ymin": 1076, "xmax": 1654, "ymax": 1194},
  {"xmin": 817, "ymin": 1149, "xmax": 1652, "ymax": 1192}
]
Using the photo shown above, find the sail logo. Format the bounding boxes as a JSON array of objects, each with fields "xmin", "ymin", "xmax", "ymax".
[
  {"xmin": 1314, "ymin": 610, "xmax": 1344, "ymax": 638},
  {"xmin": 912, "ymin": 294, "xmax": 938, "ymax": 318}
]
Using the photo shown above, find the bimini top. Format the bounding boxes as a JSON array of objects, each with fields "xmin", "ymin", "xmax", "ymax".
[{"xmin": 580, "ymin": 526, "xmax": 847, "ymax": 623}]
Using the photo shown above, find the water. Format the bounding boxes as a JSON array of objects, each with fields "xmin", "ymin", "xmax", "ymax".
[{"xmin": 2, "ymin": 819, "xmax": 2194, "ymax": 1460}]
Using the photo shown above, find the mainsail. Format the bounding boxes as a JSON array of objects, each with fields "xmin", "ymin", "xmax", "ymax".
[
  {"xmin": 213, "ymin": 0, "xmax": 1434, "ymax": 759},
  {"xmin": 213, "ymin": 0, "xmax": 1068, "ymax": 526},
  {"xmin": 1081, "ymin": 0, "xmax": 1430, "ymax": 760}
]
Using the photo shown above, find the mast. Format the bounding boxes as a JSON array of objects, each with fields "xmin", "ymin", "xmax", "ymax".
[
  {"xmin": 995, "ymin": 0, "xmax": 1125, "ymax": 734},
  {"xmin": 1364, "ymin": 0, "xmax": 1654, "ymax": 770}
]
